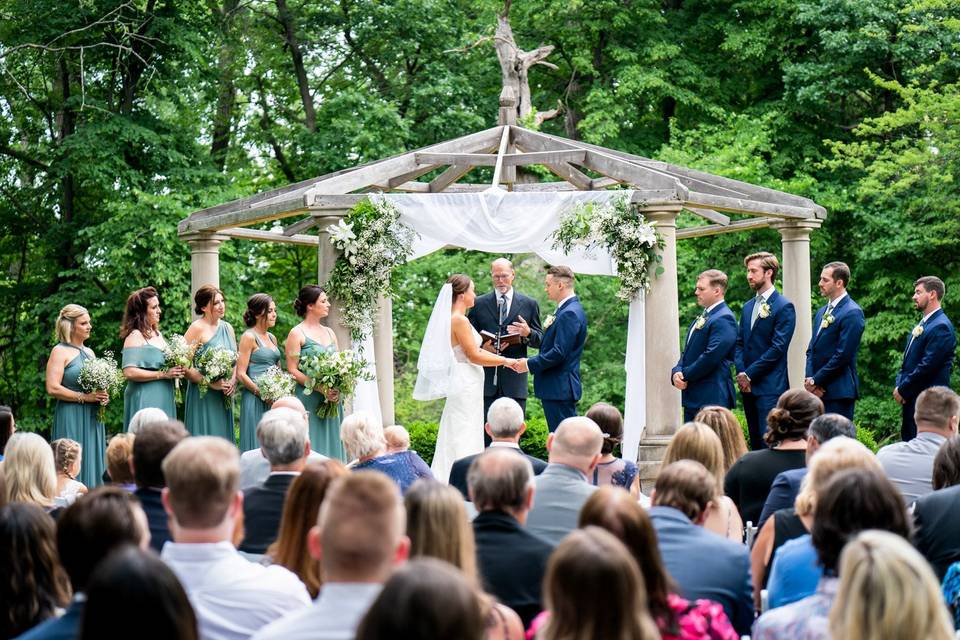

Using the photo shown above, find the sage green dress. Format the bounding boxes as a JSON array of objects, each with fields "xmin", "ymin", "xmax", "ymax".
[
  {"xmin": 239, "ymin": 332, "xmax": 281, "ymax": 452},
  {"xmin": 293, "ymin": 332, "xmax": 345, "ymax": 461},
  {"xmin": 122, "ymin": 344, "xmax": 177, "ymax": 428},
  {"xmin": 184, "ymin": 321, "xmax": 236, "ymax": 443},
  {"xmin": 52, "ymin": 343, "xmax": 105, "ymax": 489}
]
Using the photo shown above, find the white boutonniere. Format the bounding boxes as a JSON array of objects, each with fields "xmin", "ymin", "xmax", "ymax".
[
  {"xmin": 544, "ymin": 314, "xmax": 556, "ymax": 330},
  {"xmin": 912, "ymin": 325, "xmax": 924, "ymax": 338},
  {"xmin": 694, "ymin": 313, "xmax": 707, "ymax": 331},
  {"xmin": 821, "ymin": 312, "xmax": 835, "ymax": 330},
  {"xmin": 758, "ymin": 301, "xmax": 771, "ymax": 319}
]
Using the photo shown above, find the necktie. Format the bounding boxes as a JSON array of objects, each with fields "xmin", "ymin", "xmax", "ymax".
[
  {"xmin": 750, "ymin": 294, "xmax": 763, "ymax": 329},
  {"xmin": 498, "ymin": 295, "xmax": 507, "ymax": 325}
]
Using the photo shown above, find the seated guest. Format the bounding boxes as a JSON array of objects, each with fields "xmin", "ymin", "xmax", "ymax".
[
  {"xmin": 579, "ymin": 486, "xmax": 739, "ymax": 640},
  {"xmin": 265, "ymin": 460, "xmax": 348, "ymax": 598},
  {"xmin": 132, "ymin": 419, "xmax": 189, "ymax": 552},
  {"xmin": 877, "ymin": 385, "xmax": 959, "ymax": 505},
  {"xmin": 0, "ymin": 503, "xmax": 70, "ymax": 638},
  {"xmin": 160, "ymin": 437, "xmax": 310, "ymax": 639},
  {"xmin": 694, "ymin": 405, "xmax": 749, "ymax": 474},
  {"xmin": 469, "ymin": 448, "xmax": 554, "ymax": 628},
  {"xmin": 0, "ymin": 404, "xmax": 15, "ymax": 461},
  {"xmin": 757, "ymin": 413, "xmax": 856, "ymax": 529},
  {"xmin": 449, "ymin": 397, "xmax": 546, "ymax": 500},
  {"xmin": 127, "ymin": 406, "xmax": 168, "ymax": 434},
  {"xmin": 4, "ymin": 432, "xmax": 58, "ymax": 513},
  {"xmin": 356, "ymin": 558, "xmax": 485, "ymax": 640},
  {"xmin": 585, "ymin": 402, "xmax": 639, "ymax": 496},
  {"xmin": 753, "ymin": 468, "xmax": 911, "ymax": 639},
  {"xmin": 650, "ymin": 460, "xmax": 753, "ymax": 636},
  {"xmin": 18, "ymin": 486, "xmax": 150, "ymax": 640},
  {"xmin": 239, "ymin": 408, "xmax": 311, "ymax": 555},
  {"xmin": 526, "ymin": 416, "xmax": 603, "ymax": 544},
  {"xmin": 831, "ymin": 531, "xmax": 953, "ymax": 640},
  {"xmin": 51, "ymin": 438, "xmax": 87, "ymax": 507},
  {"xmin": 383, "ymin": 425, "xmax": 410, "ymax": 453},
  {"xmin": 80, "ymin": 546, "xmax": 198, "ymax": 640},
  {"xmin": 912, "ymin": 434, "xmax": 960, "ymax": 579},
  {"xmin": 342, "ymin": 411, "xmax": 433, "ymax": 493},
  {"xmin": 106, "ymin": 432, "xmax": 137, "ymax": 491},
  {"xmin": 252, "ymin": 472, "xmax": 410, "ymax": 640},
  {"xmin": 725, "ymin": 389, "xmax": 823, "ymax": 525},
  {"xmin": 239, "ymin": 396, "xmax": 325, "ymax": 490}
]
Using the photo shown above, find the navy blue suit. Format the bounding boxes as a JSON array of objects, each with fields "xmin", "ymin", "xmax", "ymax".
[
  {"xmin": 896, "ymin": 308, "xmax": 956, "ymax": 440},
  {"xmin": 735, "ymin": 290, "xmax": 796, "ymax": 450},
  {"xmin": 528, "ymin": 296, "xmax": 588, "ymax": 432},
  {"xmin": 805, "ymin": 295, "xmax": 866, "ymax": 420},
  {"xmin": 672, "ymin": 301, "xmax": 737, "ymax": 422},
  {"xmin": 757, "ymin": 467, "xmax": 807, "ymax": 530}
]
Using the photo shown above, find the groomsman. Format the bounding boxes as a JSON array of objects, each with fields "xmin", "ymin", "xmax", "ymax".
[
  {"xmin": 671, "ymin": 270, "xmax": 737, "ymax": 422},
  {"xmin": 894, "ymin": 276, "xmax": 957, "ymax": 441},
  {"xmin": 735, "ymin": 252, "xmax": 796, "ymax": 450},
  {"xmin": 804, "ymin": 262, "xmax": 866, "ymax": 420}
]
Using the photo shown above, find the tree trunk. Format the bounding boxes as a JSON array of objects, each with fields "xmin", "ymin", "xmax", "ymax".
[
  {"xmin": 276, "ymin": 0, "xmax": 316, "ymax": 132},
  {"xmin": 55, "ymin": 57, "xmax": 76, "ymax": 279},
  {"xmin": 255, "ymin": 76, "xmax": 298, "ymax": 182},
  {"xmin": 210, "ymin": 0, "xmax": 241, "ymax": 171},
  {"xmin": 492, "ymin": 12, "xmax": 560, "ymax": 127}
]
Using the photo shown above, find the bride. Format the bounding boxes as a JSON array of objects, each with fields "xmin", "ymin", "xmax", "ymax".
[{"xmin": 414, "ymin": 274, "xmax": 517, "ymax": 483}]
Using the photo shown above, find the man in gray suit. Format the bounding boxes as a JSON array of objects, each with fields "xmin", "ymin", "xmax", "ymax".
[{"xmin": 525, "ymin": 416, "xmax": 603, "ymax": 544}]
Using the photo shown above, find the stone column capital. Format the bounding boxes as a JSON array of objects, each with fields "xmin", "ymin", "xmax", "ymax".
[
  {"xmin": 770, "ymin": 218, "xmax": 823, "ymax": 242},
  {"xmin": 180, "ymin": 232, "xmax": 230, "ymax": 247}
]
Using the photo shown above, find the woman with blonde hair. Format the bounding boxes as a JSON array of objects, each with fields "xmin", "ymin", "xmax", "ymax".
[
  {"xmin": 693, "ymin": 406, "xmax": 748, "ymax": 473},
  {"xmin": 3, "ymin": 432, "xmax": 58, "ymax": 511},
  {"xmin": 829, "ymin": 530, "xmax": 954, "ymax": 640},
  {"xmin": 662, "ymin": 422, "xmax": 742, "ymax": 541},
  {"xmin": 51, "ymin": 438, "xmax": 87, "ymax": 507},
  {"xmin": 45, "ymin": 303, "xmax": 108, "ymax": 488}
]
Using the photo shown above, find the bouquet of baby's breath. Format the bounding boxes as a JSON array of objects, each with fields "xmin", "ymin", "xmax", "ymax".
[
  {"xmin": 162, "ymin": 334, "xmax": 196, "ymax": 402},
  {"xmin": 255, "ymin": 365, "xmax": 296, "ymax": 405},
  {"xmin": 299, "ymin": 349, "xmax": 372, "ymax": 418},
  {"xmin": 77, "ymin": 351, "xmax": 125, "ymax": 420},
  {"xmin": 194, "ymin": 345, "xmax": 237, "ymax": 407}
]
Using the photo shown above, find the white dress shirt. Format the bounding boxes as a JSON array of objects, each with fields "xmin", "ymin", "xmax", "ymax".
[
  {"xmin": 250, "ymin": 582, "xmax": 383, "ymax": 640},
  {"xmin": 162, "ymin": 541, "xmax": 310, "ymax": 640}
]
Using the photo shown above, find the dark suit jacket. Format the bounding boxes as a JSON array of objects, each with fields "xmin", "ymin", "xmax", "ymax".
[
  {"xmin": 896, "ymin": 308, "xmax": 956, "ymax": 402},
  {"xmin": 239, "ymin": 473, "xmax": 296, "ymax": 554},
  {"xmin": 448, "ymin": 445, "xmax": 547, "ymax": 500},
  {"xmin": 649, "ymin": 506, "xmax": 754, "ymax": 636},
  {"xmin": 757, "ymin": 467, "xmax": 807, "ymax": 529},
  {"xmin": 469, "ymin": 290, "xmax": 543, "ymax": 399},
  {"xmin": 473, "ymin": 510, "xmax": 554, "ymax": 628},
  {"xmin": 15, "ymin": 598, "xmax": 83, "ymax": 640},
  {"xmin": 134, "ymin": 486, "xmax": 171, "ymax": 553},
  {"xmin": 805, "ymin": 295, "xmax": 866, "ymax": 400},
  {"xmin": 913, "ymin": 484, "xmax": 960, "ymax": 580},
  {"xmin": 735, "ymin": 289, "xmax": 796, "ymax": 396},
  {"xmin": 528, "ymin": 297, "xmax": 587, "ymax": 402},
  {"xmin": 672, "ymin": 301, "xmax": 737, "ymax": 409}
]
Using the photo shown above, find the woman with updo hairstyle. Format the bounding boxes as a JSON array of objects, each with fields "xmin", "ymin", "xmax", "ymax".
[
  {"xmin": 45, "ymin": 303, "xmax": 107, "ymax": 488},
  {"xmin": 51, "ymin": 438, "xmax": 87, "ymax": 507},
  {"xmin": 285, "ymin": 285, "xmax": 344, "ymax": 460},
  {"xmin": 183, "ymin": 284, "xmax": 237, "ymax": 442},
  {"xmin": 723, "ymin": 389, "xmax": 822, "ymax": 525},
  {"xmin": 236, "ymin": 294, "xmax": 281, "ymax": 451},
  {"xmin": 121, "ymin": 286, "xmax": 182, "ymax": 429},
  {"xmin": 586, "ymin": 402, "xmax": 640, "ymax": 497}
]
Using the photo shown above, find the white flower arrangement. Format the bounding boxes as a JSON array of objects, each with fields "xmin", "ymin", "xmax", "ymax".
[
  {"xmin": 912, "ymin": 324, "xmax": 924, "ymax": 338},
  {"xmin": 552, "ymin": 194, "xmax": 663, "ymax": 302},
  {"xmin": 758, "ymin": 301, "xmax": 772, "ymax": 319},
  {"xmin": 255, "ymin": 365, "xmax": 296, "ymax": 405},
  {"xmin": 694, "ymin": 314, "xmax": 707, "ymax": 331},
  {"xmin": 194, "ymin": 345, "xmax": 237, "ymax": 399},
  {"xmin": 163, "ymin": 334, "xmax": 196, "ymax": 402},
  {"xmin": 77, "ymin": 351, "xmax": 125, "ymax": 420},
  {"xmin": 299, "ymin": 349, "xmax": 373, "ymax": 418},
  {"xmin": 821, "ymin": 311, "xmax": 835, "ymax": 330}
]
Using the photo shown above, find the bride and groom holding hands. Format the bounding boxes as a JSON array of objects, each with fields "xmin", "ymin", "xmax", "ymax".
[{"xmin": 414, "ymin": 259, "xmax": 588, "ymax": 482}]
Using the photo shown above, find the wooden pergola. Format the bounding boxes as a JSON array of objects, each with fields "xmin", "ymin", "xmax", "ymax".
[{"xmin": 179, "ymin": 96, "xmax": 826, "ymax": 473}]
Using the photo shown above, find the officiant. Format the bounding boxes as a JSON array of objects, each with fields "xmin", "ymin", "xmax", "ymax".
[{"xmin": 469, "ymin": 258, "xmax": 543, "ymax": 445}]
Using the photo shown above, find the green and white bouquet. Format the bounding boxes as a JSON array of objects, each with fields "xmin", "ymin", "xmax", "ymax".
[
  {"xmin": 299, "ymin": 349, "xmax": 373, "ymax": 418},
  {"xmin": 162, "ymin": 334, "xmax": 196, "ymax": 402},
  {"xmin": 77, "ymin": 351, "xmax": 125, "ymax": 420},
  {"xmin": 194, "ymin": 345, "xmax": 237, "ymax": 401},
  {"xmin": 255, "ymin": 365, "xmax": 296, "ymax": 405}
]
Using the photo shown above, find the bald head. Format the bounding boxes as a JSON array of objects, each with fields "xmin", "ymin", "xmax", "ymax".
[
  {"xmin": 272, "ymin": 395, "xmax": 306, "ymax": 414},
  {"xmin": 547, "ymin": 417, "xmax": 604, "ymax": 474}
]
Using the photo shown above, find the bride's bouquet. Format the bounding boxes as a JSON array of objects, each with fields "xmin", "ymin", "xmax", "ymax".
[
  {"xmin": 299, "ymin": 349, "xmax": 372, "ymax": 418},
  {"xmin": 162, "ymin": 334, "xmax": 196, "ymax": 403},
  {"xmin": 194, "ymin": 345, "xmax": 237, "ymax": 409},
  {"xmin": 77, "ymin": 351, "xmax": 125, "ymax": 421},
  {"xmin": 255, "ymin": 365, "xmax": 296, "ymax": 405}
]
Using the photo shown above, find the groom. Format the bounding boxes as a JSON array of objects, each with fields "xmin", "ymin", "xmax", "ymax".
[{"xmin": 512, "ymin": 266, "xmax": 588, "ymax": 432}]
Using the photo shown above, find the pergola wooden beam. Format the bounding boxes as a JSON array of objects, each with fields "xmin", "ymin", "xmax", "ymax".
[
  {"xmin": 491, "ymin": 126, "xmax": 511, "ymax": 188},
  {"xmin": 220, "ymin": 227, "xmax": 320, "ymax": 245},
  {"xmin": 282, "ymin": 216, "xmax": 320, "ymax": 236},
  {"xmin": 676, "ymin": 217, "xmax": 775, "ymax": 239},
  {"xmin": 684, "ymin": 192, "xmax": 816, "ymax": 219},
  {"xmin": 685, "ymin": 207, "xmax": 731, "ymax": 226},
  {"xmin": 429, "ymin": 165, "xmax": 475, "ymax": 192}
]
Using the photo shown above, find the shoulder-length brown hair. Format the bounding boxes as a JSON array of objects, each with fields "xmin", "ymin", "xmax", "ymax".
[{"xmin": 120, "ymin": 287, "xmax": 160, "ymax": 340}]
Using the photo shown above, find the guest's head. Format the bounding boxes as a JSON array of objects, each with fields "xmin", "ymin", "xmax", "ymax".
[
  {"xmin": 267, "ymin": 460, "xmax": 349, "ymax": 598},
  {"xmin": 811, "ymin": 468, "xmax": 911, "ymax": 574},
  {"xmin": 340, "ymin": 411, "xmax": 387, "ymax": 461},
  {"xmin": 744, "ymin": 251, "xmax": 779, "ymax": 290},
  {"xmin": 662, "ymin": 421, "xmax": 725, "ymax": 494},
  {"xmin": 55, "ymin": 303, "xmax": 91, "ymax": 344},
  {"xmin": 80, "ymin": 546, "xmax": 198, "ymax": 640},
  {"xmin": 652, "ymin": 460, "xmax": 715, "ymax": 525},
  {"xmin": 913, "ymin": 275, "xmax": 946, "ymax": 311},
  {"xmin": 693, "ymin": 406, "xmax": 748, "ymax": 472},
  {"xmin": 794, "ymin": 436, "xmax": 882, "ymax": 518},
  {"xmin": 132, "ymin": 420, "xmax": 189, "ymax": 489},
  {"xmin": 270, "ymin": 396, "xmax": 309, "ymax": 428},
  {"xmin": 806, "ymin": 413, "xmax": 856, "ymax": 462},
  {"xmin": 294, "ymin": 284, "xmax": 328, "ymax": 319},
  {"xmin": 829, "ymin": 530, "xmax": 954, "ymax": 640},
  {"xmin": 383, "ymin": 425, "xmax": 410, "ymax": 453},
  {"xmin": 4, "ymin": 432, "xmax": 57, "ymax": 508},
  {"xmin": 405, "ymin": 480, "xmax": 477, "ymax": 582},
  {"xmin": 106, "ymin": 433, "xmax": 136, "ymax": 486},
  {"xmin": 193, "ymin": 284, "xmax": 225, "ymax": 318},
  {"xmin": 914, "ymin": 386, "xmax": 960, "ymax": 436},
  {"xmin": 310, "ymin": 472, "xmax": 409, "ymax": 583},
  {"xmin": 490, "ymin": 257, "xmax": 515, "ymax": 295},
  {"xmin": 547, "ymin": 416, "xmax": 603, "ymax": 475},
  {"xmin": 819, "ymin": 261, "xmax": 850, "ymax": 297},
  {"xmin": 579, "ymin": 486, "xmax": 675, "ymax": 623},
  {"xmin": 447, "ymin": 273, "xmax": 475, "ymax": 308},
  {"xmin": 161, "ymin": 437, "xmax": 241, "ymax": 540},
  {"xmin": 486, "ymin": 397, "xmax": 527, "ymax": 443},
  {"xmin": 540, "ymin": 527, "xmax": 660, "ymax": 640},
  {"xmin": 51, "ymin": 437, "xmax": 82, "ymax": 480},
  {"xmin": 128, "ymin": 407, "xmax": 168, "ymax": 434},
  {"xmin": 586, "ymin": 402, "xmax": 624, "ymax": 456},
  {"xmin": 764, "ymin": 388, "xmax": 824, "ymax": 447},
  {"xmin": 257, "ymin": 407, "xmax": 310, "ymax": 471},
  {"xmin": 243, "ymin": 293, "xmax": 276, "ymax": 329},
  {"xmin": 0, "ymin": 503, "xmax": 71, "ymax": 638},
  {"xmin": 57, "ymin": 486, "xmax": 150, "ymax": 593},
  {"xmin": 0, "ymin": 405, "xmax": 15, "ymax": 457},
  {"xmin": 467, "ymin": 447, "xmax": 535, "ymax": 520},
  {"xmin": 544, "ymin": 265, "xmax": 575, "ymax": 302},
  {"xmin": 695, "ymin": 269, "xmax": 728, "ymax": 308},
  {"xmin": 933, "ymin": 435, "xmax": 960, "ymax": 490},
  {"xmin": 356, "ymin": 558, "xmax": 484, "ymax": 640},
  {"xmin": 120, "ymin": 286, "xmax": 161, "ymax": 339}
]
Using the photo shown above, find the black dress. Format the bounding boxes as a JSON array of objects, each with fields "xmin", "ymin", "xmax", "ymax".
[{"xmin": 724, "ymin": 448, "xmax": 807, "ymax": 525}]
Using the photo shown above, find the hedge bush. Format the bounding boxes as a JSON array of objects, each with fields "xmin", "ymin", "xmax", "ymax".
[{"xmin": 405, "ymin": 413, "xmax": 550, "ymax": 467}]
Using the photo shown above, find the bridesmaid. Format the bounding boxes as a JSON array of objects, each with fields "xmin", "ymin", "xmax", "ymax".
[
  {"xmin": 237, "ymin": 294, "xmax": 281, "ymax": 452},
  {"xmin": 285, "ymin": 285, "xmax": 345, "ymax": 461},
  {"xmin": 183, "ymin": 285, "xmax": 237, "ymax": 442},
  {"xmin": 44, "ymin": 304, "xmax": 108, "ymax": 489},
  {"xmin": 120, "ymin": 287, "xmax": 183, "ymax": 428}
]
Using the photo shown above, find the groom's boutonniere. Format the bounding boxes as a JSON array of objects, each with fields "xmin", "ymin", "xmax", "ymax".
[
  {"xmin": 544, "ymin": 314, "xmax": 556, "ymax": 329},
  {"xmin": 758, "ymin": 301, "xmax": 771, "ymax": 319},
  {"xmin": 821, "ymin": 312, "xmax": 835, "ymax": 330},
  {"xmin": 693, "ymin": 313, "xmax": 707, "ymax": 331},
  {"xmin": 912, "ymin": 324, "xmax": 924, "ymax": 338}
]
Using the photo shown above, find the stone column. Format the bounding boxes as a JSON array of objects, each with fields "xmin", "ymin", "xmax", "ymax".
[
  {"xmin": 373, "ymin": 294, "xmax": 396, "ymax": 425},
  {"xmin": 182, "ymin": 233, "xmax": 228, "ymax": 317},
  {"xmin": 315, "ymin": 215, "xmax": 351, "ymax": 351},
  {"xmin": 772, "ymin": 219, "xmax": 822, "ymax": 389}
]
